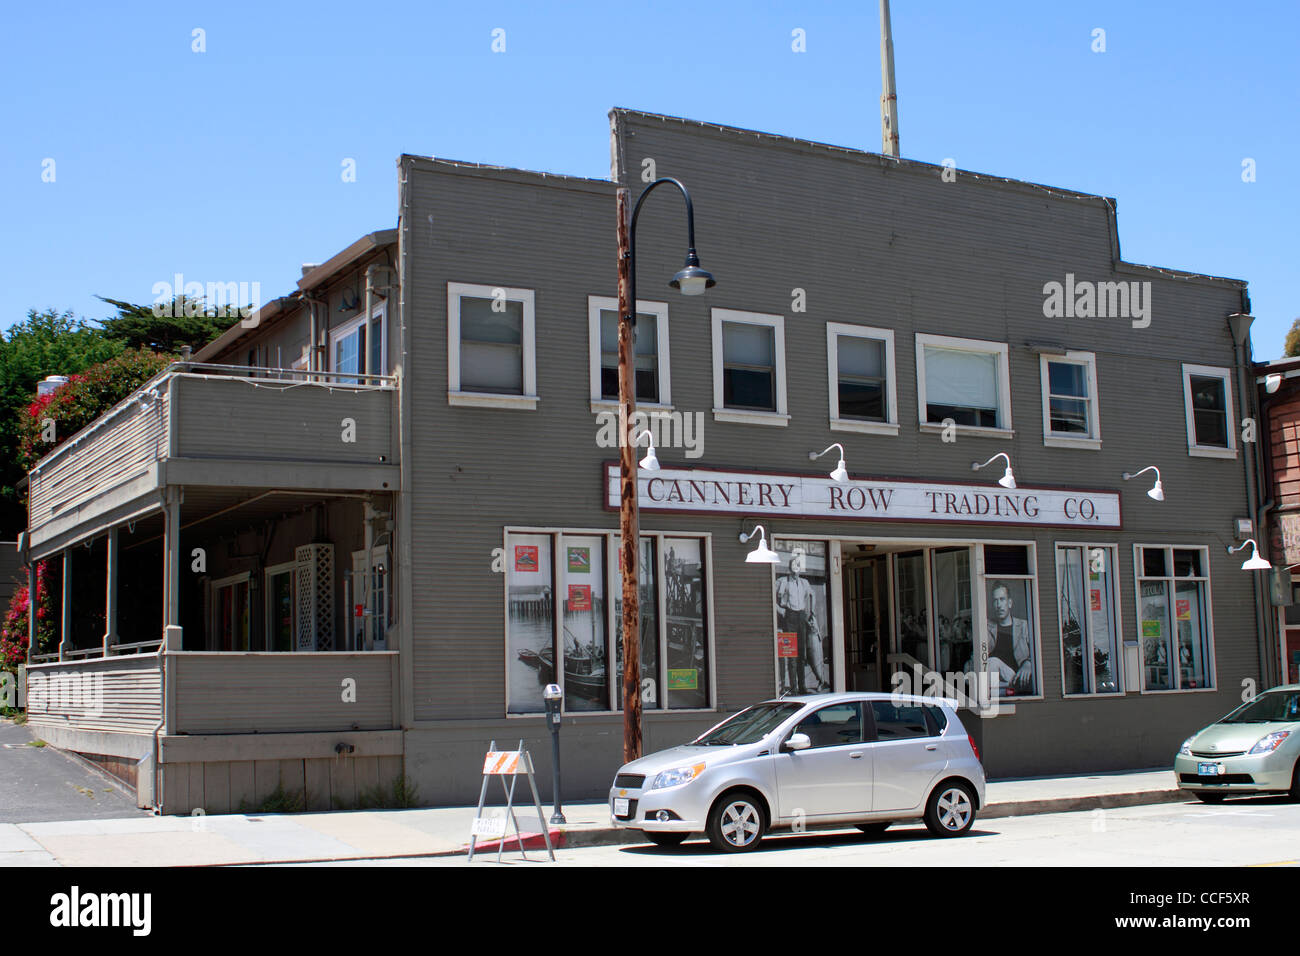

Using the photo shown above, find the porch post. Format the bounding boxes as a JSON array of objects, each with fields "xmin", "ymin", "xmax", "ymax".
[
  {"xmin": 59, "ymin": 549, "xmax": 72, "ymax": 662},
  {"xmin": 26, "ymin": 561, "xmax": 37, "ymax": 665},
  {"xmin": 163, "ymin": 488, "xmax": 182, "ymax": 630},
  {"xmin": 104, "ymin": 526, "xmax": 119, "ymax": 656}
]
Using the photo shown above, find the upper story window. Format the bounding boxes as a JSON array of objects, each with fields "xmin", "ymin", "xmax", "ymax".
[
  {"xmin": 711, "ymin": 309, "xmax": 788, "ymax": 426},
  {"xmin": 1182, "ymin": 364, "xmax": 1236, "ymax": 458},
  {"xmin": 915, "ymin": 333, "xmax": 1012, "ymax": 435},
  {"xmin": 827, "ymin": 323, "xmax": 898, "ymax": 435},
  {"xmin": 587, "ymin": 296, "xmax": 670, "ymax": 408},
  {"xmin": 447, "ymin": 283, "xmax": 536, "ymax": 409},
  {"xmin": 1040, "ymin": 351, "xmax": 1100, "ymax": 448},
  {"xmin": 330, "ymin": 302, "xmax": 385, "ymax": 385}
]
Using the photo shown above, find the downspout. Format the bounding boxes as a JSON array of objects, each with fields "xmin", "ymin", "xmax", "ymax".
[{"xmin": 1229, "ymin": 311, "xmax": 1271, "ymax": 688}]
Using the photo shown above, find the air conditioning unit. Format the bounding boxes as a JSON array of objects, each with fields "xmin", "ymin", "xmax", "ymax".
[{"xmin": 295, "ymin": 543, "xmax": 335, "ymax": 652}]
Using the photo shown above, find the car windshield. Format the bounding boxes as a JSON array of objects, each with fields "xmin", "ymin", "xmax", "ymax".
[
  {"xmin": 1220, "ymin": 690, "xmax": 1300, "ymax": 724},
  {"xmin": 691, "ymin": 702, "xmax": 804, "ymax": 746}
]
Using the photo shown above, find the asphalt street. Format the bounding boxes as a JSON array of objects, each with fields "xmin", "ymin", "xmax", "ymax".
[
  {"xmin": 0, "ymin": 720, "xmax": 149, "ymax": 823},
  {"xmin": 284, "ymin": 799, "xmax": 1300, "ymax": 867}
]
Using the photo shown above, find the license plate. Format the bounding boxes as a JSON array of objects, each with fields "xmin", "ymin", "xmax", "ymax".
[
  {"xmin": 1197, "ymin": 762, "xmax": 1222, "ymax": 776},
  {"xmin": 613, "ymin": 798, "xmax": 630, "ymax": 816}
]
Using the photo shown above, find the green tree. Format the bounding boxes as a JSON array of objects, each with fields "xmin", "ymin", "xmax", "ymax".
[
  {"xmin": 0, "ymin": 310, "xmax": 126, "ymax": 536},
  {"xmin": 1285, "ymin": 317, "xmax": 1300, "ymax": 358},
  {"xmin": 96, "ymin": 295, "xmax": 240, "ymax": 353}
]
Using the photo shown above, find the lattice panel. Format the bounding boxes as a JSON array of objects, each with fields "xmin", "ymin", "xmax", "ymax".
[{"xmin": 294, "ymin": 543, "xmax": 335, "ymax": 652}]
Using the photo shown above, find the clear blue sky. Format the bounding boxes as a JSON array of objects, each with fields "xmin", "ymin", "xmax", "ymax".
[{"xmin": 1, "ymin": 0, "xmax": 1295, "ymax": 356}]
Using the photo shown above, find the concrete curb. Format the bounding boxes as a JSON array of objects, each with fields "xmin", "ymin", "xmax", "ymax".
[{"xmin": 979, "ymin": 788, "xmax": 1187, "ymax": 819}]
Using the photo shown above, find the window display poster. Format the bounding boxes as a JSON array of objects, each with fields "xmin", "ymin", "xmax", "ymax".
[
  {"xmin": 563, "ymin": 535, "xmax": 607, "ymax": 712},
  {"xmin": 773, "ymin": 539, "xmax": 831, "ymax": 696},
  {"xmin": 985, "ymin": 578, "xmax": 1037, "ymax": 697},
  {"xmin": 1090, "ymin": 589, "xmax": 1101, "ymax": 611},
  {"xmin": 1142, "ymin": 619, "xmax": 1162, "ymax": 638},
  {"xmin": 1176, "ymin": 599, "xmax": 1190, "ymax": 621},
  {"xmin": 664, "ymin": 537, "xmax": 708, "ymax": 709},
  {"xmin": 506, "ymin": 534, "xmax": 553, "ymax": 714}
]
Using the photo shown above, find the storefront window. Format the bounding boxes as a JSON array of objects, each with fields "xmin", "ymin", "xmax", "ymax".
[
  {"xmin": 773, "ymin": 539, "xmax": 832, "ymax": 695},
  {"xmin": 506, "ymin": 533, "xmax": 554, "ymax": 715},
  {"xmin": 932, "ymin": 547, "xmax": 973, "ymax": 674},
  {"xmin": 894, "ymin": 551, "xmax": 929, "ymax": 669},
  {"xmin": 980, "ymin": 544, "xmax": 1038, "ymax": 697},
  {"xmin": 561, "ymin": 535, "xmax": 607, "ymax": 712},
  {"xmin": 664, "ymin": 537, "xmax": 709, "ymax": 709},
  {"xmin": 1137, "ymin": 545, "xmax": 1213, "ymax": 691},
  {"xmin": 1057, "ymin": 545, "xmax": 1121, "ymax": 695},
  {"xmin": 615, "ymin": 536, "xmax": 660, "ymax": 710}
]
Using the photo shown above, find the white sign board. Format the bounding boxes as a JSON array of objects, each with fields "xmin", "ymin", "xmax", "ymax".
[{"xmin": 604, "ymin": 465, "xmax": 1121, "ymax": 529}]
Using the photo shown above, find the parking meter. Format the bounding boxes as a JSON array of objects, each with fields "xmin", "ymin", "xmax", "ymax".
[{"xmin": 543, "ymin": 683, "xmax": 565, "ymax": 824}]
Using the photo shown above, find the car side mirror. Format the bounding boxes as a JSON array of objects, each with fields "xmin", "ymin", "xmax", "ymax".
[{"xmin": 784, "ymin": 733, "xmax": 811, "ymax": 752}]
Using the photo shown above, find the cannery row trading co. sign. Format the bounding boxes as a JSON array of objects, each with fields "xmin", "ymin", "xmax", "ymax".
[{"xmin": 603, "ymin": 464, "xmax": 1122, "ymax": 528}]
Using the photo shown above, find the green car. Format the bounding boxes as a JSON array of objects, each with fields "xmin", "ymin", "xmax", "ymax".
[{"xmin": 1175, "ymin": 686, "xmax": 1300, "ymax": 802}]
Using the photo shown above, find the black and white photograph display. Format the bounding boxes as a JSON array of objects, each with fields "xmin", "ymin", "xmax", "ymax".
[
  {"xmin": 773, "ymin": 539, "xmax": 831, "ymax": 695},
  {"xmin": 985, "ymin": 578, "xmax": 1037, "ymax": 697},
  {"xmin": 615, "ymin": 537, "xmax": 659, "ymax": 709},
  {"xmin": 663, "ymin": 537, "xmax": 709, "ymax": 709},
  {"xmin": 562, "ymin": 535, "xmax": 608, "ymax": 712},
  {"xmin": 506, "ymin": 532, "xmax": 554, "ymax": 714}
]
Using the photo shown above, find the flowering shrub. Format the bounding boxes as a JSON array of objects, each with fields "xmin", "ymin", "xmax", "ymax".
[
  {"xmin": 0, "ymin": 561, "xmax": 55, "ymax": 668},
  {"xmin": 17, "ymin": 349, "xmax": 170, "ymax": 471}
]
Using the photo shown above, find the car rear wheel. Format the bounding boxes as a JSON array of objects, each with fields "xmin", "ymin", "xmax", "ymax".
[
  {"xmin": 924, "ymin": 782, "xmax": 976, "ymax": 837},
  {"xmin": 643, "ymin": 831, "xmax": 688, "ymax": 848},
  {"xmin": 855, "ymin": 822, "xmax": 891, "ymax": 835},
  {"xmin": 706, "ymin": 793, "xmax": 765, "ymax": 852},
  {"xmin": 1289, "ymin": 762, "xmax": 1300, "ymax": 802},
  {"xmin": 1194, "ymin": 792, "xmax": 1225, "ymax": 804}
]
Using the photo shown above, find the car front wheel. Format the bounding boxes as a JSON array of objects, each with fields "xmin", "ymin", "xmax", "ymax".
[
  {"xmin": 706, "ymin": 793, "xmax": 765, "ymax": 852},
  {"xmin": 643, "ymin": 831, "xmax": 688, "ymax": 848},
  {"xmin": 924, "ymin": 782, "xmax": 976, "ymax": 837}
]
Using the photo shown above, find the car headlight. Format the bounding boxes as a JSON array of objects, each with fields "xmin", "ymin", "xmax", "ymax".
[
  {"xmin": 649, "ymin": 762, "xmax": 707, "ymax": 790},
  {"xmin": 1248, "ymin": 731, "xmax": 1291, "ymax": 755},
  {"xmin": 1178, "ymin": 737, "xmax": 1195, "ymax": 756}
]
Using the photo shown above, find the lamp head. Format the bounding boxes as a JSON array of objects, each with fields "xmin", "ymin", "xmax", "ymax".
[
  {"xmin": 1148, "ymin": 480, "xmax": 1165, "ymax": 501},
  {"xmin": 998, "ymin": 467, "xmax": 1016, "ymax": 490},
  {"xmin": 669, "ymin": 250, "xmax": 715, "ymax": 297}
]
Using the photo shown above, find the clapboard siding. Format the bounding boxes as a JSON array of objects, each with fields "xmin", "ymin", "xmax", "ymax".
[
  {"xmin": 172, "ymin": 652, "xmax": 396, "ymax": 734},
  {"xmin": 397, "ymin": 110, "xmax": 1257, "ymax": 780},
  {"xmin": 26, "ymin": 656, "xmax": 162, "ymax": 734},
  {"xmin": 173, "ymin": 375, "xmax": 394, "ymax": 464},
  {"xmin": 29, "ymin": 393, "xmax": 167, "ymax": 531}
]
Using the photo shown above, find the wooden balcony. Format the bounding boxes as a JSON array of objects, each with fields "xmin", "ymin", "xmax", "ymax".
[{"xmin": 26, "ymin": 364, "xmax": 398, "ymax": 560}]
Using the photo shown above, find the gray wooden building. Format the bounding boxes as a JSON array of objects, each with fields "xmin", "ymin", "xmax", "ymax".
[{"xmin": 20, "ymin": 109, "xmax": 1273, "ymax": 812}]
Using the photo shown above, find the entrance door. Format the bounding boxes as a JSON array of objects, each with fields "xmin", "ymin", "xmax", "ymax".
[{"xmin": 845, "ymin": 557, "xmax": 886, "ymax": 692}]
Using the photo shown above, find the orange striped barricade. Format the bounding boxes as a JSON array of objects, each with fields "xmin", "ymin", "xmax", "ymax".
[{"xmin": 467, "ymin": 739, "xmax": 555, "ymax": 863}]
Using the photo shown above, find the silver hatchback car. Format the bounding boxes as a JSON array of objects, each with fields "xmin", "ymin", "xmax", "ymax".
[{"xmin": 609, "ymin": 692, "xmax": 986, "ymax": 851}]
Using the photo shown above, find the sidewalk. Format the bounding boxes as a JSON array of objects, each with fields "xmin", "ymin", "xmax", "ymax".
[{"xmin": 0, "ymin": 768, "xmax": 1184, "ymax": 866}]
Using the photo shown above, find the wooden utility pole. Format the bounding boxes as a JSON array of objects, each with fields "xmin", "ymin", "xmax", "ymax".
[
  {"xmin": 615, "ymin": 186, "xmax": 642, "ymax": 762},
  {"xmin": 880, "ymin": 0, "xmax": 900, "ymax": 157}
]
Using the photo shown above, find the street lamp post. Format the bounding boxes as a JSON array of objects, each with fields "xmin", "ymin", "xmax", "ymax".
[{"xmin": 615, "ymin": 178, "xmax": 714, "ymax": 762}]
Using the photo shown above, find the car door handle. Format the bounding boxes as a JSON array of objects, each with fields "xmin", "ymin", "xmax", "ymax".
[
  {"xmin": 925, "ymin": 744, "xmax": 938, "ymax": 750},
  {"xmin": 849, "ymin": 752, "xmax": 864, "ymax": 759}
]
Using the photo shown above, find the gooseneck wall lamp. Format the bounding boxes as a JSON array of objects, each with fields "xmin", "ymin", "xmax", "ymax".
[
  {"xmin": 633, "ymin": 429, "xmax": 659, "ymax": 471},
  {"xmin": 1228, "ymin": 539, "xmax": 1272, "ymax": 571},
  {"xmin": 972, "ymin": 453, "xmax": 1016, "ymax": 489},
  {"xmin": 739, "ymin": 524, "xmax": 780, "ymax": 564},
  {"xmin": 1122, "ymin": 466, "xmax": 1165, "ymax": 501},
  {"xmin": 809, "ymin": 443, "xmax": 850, "ymax": 483}
]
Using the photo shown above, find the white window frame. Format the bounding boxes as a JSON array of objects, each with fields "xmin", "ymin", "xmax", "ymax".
[
  {"xmin": 587, "ymin": 296, "xmax": 672, "ymax": 412},
  {"xmin": 209, "ymin": 571, "xmax": 252, "ymax": 652},
  {"xmin": 502, "ymin": 526, "xmax": 717, "ymax": 717},
  {"xmin": 827, "ymin": 322, "xmax": 899, "ymax": 436},
  {"xmin": 1131, "ymin": 544, "xmax": 1216, "ymax": 694},
  {"xmin": 1039, "ymin": 351, "xmax": 1101, "ymax": 449},
  {"xmin": 711, "ymin": 308, "xmax": 789, "ymax": 426},
  {"xmin": 915, "ymin": 333, "xmax": 1013, "ymax": 438},
  {"xmin": 447, "ymin": 282, "xmax": 537, "ymax": 409},
  {"xmin": 264, "ymin": 561, "xmax": 296, "ymax": 652},
  {"xmin": 1181, "ymin": 364, "xmax": 1237, "ymax": 459},
  {"xmin": 1054, "ymin": 543, "xmax": 1125, "ymax": 698},
  {"xmin": 329, "ymin": 301, "xmax": 387, "ymax": 382}
]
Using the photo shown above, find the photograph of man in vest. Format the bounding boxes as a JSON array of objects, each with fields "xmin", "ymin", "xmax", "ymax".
[
  {"xmin": 776, "ymin": 562, "xmax": 829, "ymax": 695},
  {"xmin": 986, "ymin": 580, "xmax": 1035, "ymax": 695}
]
